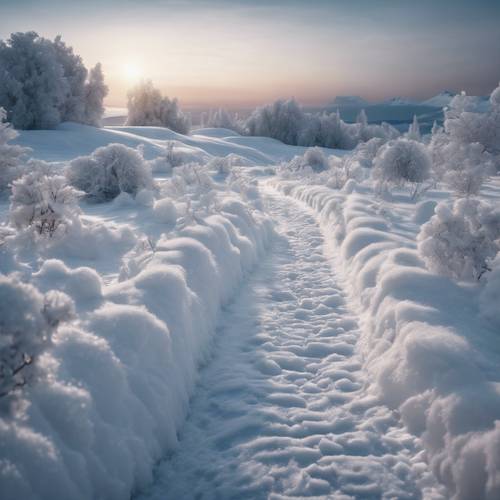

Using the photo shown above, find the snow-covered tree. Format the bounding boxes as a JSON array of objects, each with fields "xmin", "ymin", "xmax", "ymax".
[
  {"xmin": 0, "ymin": 108, "xmax": 30, "ymax": 192},
  {"xmin": 245, "ymin": 99, "xmax": 306, "ymax": 145},
  {"xmin": 0, "ymin": 32, "xmax": 108, "ymax": 129},
  {"xmin": 0, "ymin": 276, "xmax": 74, "ymax": 399},
  {"xmin": 0, "ymin": 32, "xmax": 67, "ymax": 129},
  {"xmin": 418, "ymin": 199, "xmax": 500, "ymax": 281},
  {"xmin": 67, "ymin": 143, "xmax": 153, "ymax": 201},
  {"xmin": 10, "ymin": 168, "xmax": 82, "ymax": 236},
  {"xmin": 373, "ymin": 138, "xmax": 431, "ymax": 197},
  {"xmin": 407, "ymin": 115, "xmax": 421, "ymax": 141},
  {"xmin": 83, "ymin": 63, "xmax": 108, "ymax": 126},
  {"xmin": 126, "ymin": 80, "xmax": 190, "ymax": 134},
  {"xmin": 53, "ymin": 35, "xmax": 87, "ymax": 123},
  {"xmin": 207, "ymin": 108, "xmax": 241, "ymax": 133}
]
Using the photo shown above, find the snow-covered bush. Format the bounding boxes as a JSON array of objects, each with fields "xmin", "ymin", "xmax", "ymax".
[
  {"xmin": 0, "ymin": 32, "xmax": 107, "ymax": 129},
  {"xmin": 430, "ymin": 132, "xmax": 494, "ymax": 196},
  {"xmin": 10, "ymin": 170, "xmax": 82, "ymax": 237},
  {"xmin": 126, "ymin": 80, "xmax": 190, "ymax": 134},
  {"xmin": 207, "ymin": 108, "xmax": 242, "ymax": 133},
  {"xmin": 444, "ymin": 86, "xmax": 500, "ymax": 157},
  {"xmin": 67, "ymin": 143, "xmax": 153, "ymax": 202},
  {"xmin": 418, "ymin": 199, "xmax": 500, "ymax": 281},
  {"xmin": 349, "ymin": 137, "xmax": 385, "ymax": 169},
  {"xmin": 0, "ymin": 108, "xmax": 30, "ymax": 192},
  {"xmin": 207, "ymin": 155, "xmax": 234, "ymax": 175},
  {"xmin": 0, "ymin": 276, "xmax": 73, "ymax": 399},
  {"xmin": 373, "ymin": 138, "xmax": 431, "ymax": 198}
]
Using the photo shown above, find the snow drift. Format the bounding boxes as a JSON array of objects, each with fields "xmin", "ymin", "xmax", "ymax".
[{"xmin": 0, "ymin": 196, "xmax": 272, "ymax": 499}]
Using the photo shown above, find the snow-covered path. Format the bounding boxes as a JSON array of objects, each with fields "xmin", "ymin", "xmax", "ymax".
[{"xmin": 138, "ymin": 190, "xmax": 437, "ymax": 500}]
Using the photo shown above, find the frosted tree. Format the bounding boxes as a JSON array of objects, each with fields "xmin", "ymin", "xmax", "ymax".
[
  {"xmin": 0, "ymin": 32, "xmax": 108, "ymax": 129},
  {"xmin": 83, "ymin": 63, "xmax": 108, "ymax": 126},
  {"xmin": 0, "ymin": 32, "xmax": 67, "ymax": 129},
  {"xmin": 53, "ymin": 35, "xmax": 87, "ymax": 123},
  {"xmin": 373, "ymin": 138, "xmax": 431, "ymax": 198},
  {"xmin": 245, "ymin": 99, "xmax": 306, "ymax": 145},
  {"xmin": 0, "ymin": 108, "xmax": 30, "ymax": 192},
  {"xmin": 0, "ymin": 276, "xmax": 74, "ymax": 399},
  {"xmin": 407, "ymin": 115, "xmax": 421, "ymax": 141},
  {"xmin": 207, "ymin": 108, "xmax": 241, "ymax": 133},
  {"xmin": 126, "ymin": 80, "xmax": 190, "ymax": 134}
]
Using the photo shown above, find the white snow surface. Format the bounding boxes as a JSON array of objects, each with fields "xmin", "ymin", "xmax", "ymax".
[
  {"xmin": 1, "ymin": 122, "xmax": 500, "ymax": 500},
  {"xmin": 271, "ymin": 179, "xmax": 500, "ymax": 500}
]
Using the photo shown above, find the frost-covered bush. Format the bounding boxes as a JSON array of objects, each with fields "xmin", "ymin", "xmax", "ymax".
[
  {"xmin": 418, "ymin": 199, "xmax": 500, "ymax": 281},
  {"xmin": 0, "ymin": 108, "xmax": 30, "ymax": 192},
  {"xmin": 429, "ymin": 131, "xmax": 494, "ymax": 196},
  {"xmin": 444, "ymin": 85, "xmax": 500, "ymax": 157},
  {"xmin": 10, "ymin": 170, "xmax": 82, "ymax": 237},
  {"xmin": 0, "ymin": 32, "xmax": 107, "ymax": 129},
  {"xmin": 67, "ymin": 143, "xmax": 153, "ymax": 201},
  {"xmin": 373, "ymin": 138, "xmax": 431, "ymax": 198},
  {"xmin": 349, "ymin": 137, "xmax": 385, "ymax": 169},
  {"xmin": 207, "ymin": 108, "xmax": 242, "ymax": 134},
  {"xmin": 207, "ymin": 155, "xmax": 234, "ymax": 175},
  {"xmin": 0, "ymin": 276, "xmax": 73, "ymax": 398},
  {"xmin": 126, "ymin": 80, "xmax": 190, "ymax": 134}
]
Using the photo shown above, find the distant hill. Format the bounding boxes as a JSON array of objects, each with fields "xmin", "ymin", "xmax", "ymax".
[
  {"xmin": 330, "ymin": 96, "xmax": 369, "ymax": 107},
  {"xmin": 421, "ymin": 91, "xmax": 456, "ymax": 108}
]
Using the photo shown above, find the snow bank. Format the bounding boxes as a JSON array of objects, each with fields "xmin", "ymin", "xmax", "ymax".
[
  {"xmin": 0, "ymin": 200, "xmax": 272, "ymax": 499},
  {"xmin": 273, "ymin": 179, "xmax": 500, "ymax": 500}
]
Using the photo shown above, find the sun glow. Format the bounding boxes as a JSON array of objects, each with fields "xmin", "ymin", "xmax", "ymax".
[{"xmin": 122, "ymin": 62, "xmax": 143, "ymax": 83}]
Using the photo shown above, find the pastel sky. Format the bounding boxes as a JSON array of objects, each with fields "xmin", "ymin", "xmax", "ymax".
[{"xmin": 1, "ymin": 0, "xmax": 499, "ymax": 108}]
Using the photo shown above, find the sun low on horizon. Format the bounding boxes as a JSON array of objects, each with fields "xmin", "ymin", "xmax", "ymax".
[
  {"xmin": 121, "ymin": 62, "xmax": 145, "ymax": 85},
  {"xmin": 1, "ymin": 0, "xmax": 499, "ymax": 109}
]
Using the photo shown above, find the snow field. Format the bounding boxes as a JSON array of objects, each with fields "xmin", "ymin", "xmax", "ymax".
[
  {"xmin": 0, "ymin": 194, "xmax": 272, "ymax": 499},
  {"xmin": 272, "ymin": 179, "xmax": 500, "ymax": 500},
  {"xmin": 138, "ymin": 190, "xmax": 441, "ymax": 500}
]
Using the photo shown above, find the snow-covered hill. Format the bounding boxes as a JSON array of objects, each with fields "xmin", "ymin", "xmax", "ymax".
[
  {"xmin": 1, "ymin": 120, "xmax": 500, "ymax": 500},
  {"xmin": 421, "ymin": 90, "xmax": 457, "ymax": 107}
]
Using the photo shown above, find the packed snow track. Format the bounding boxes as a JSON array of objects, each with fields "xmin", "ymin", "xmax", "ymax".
[{"xmin": 138, "ymin": 187, "xmax": 438, "ymax": 500}]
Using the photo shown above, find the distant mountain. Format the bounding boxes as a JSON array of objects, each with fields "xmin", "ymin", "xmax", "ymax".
[
  {"xmin": 379, "ymin": 96, "xmax": 418, "ymax": 106},
  {"xmin": 421, "ymin": 91, "xmax": 456, "ymax": 108},
  {"xmin": 330, "ymin": 96, "xmax": 369, "ymax": 107}
]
